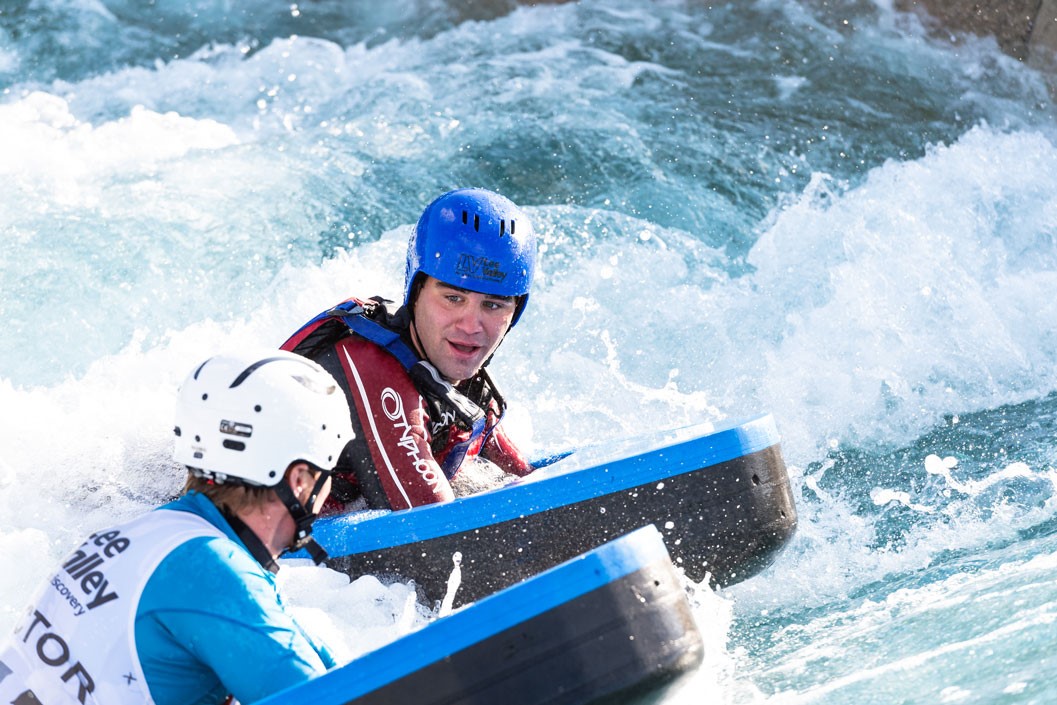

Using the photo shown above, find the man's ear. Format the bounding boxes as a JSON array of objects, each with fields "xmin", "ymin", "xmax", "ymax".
[{"xmin": 284, "ymin": 461, "xmax": 311, "ymax": 492}]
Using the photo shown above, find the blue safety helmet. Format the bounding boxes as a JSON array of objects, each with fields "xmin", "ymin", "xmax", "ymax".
[{"xmin": 404, "ymin": 188, "xmax": 536, "ymax": 326}]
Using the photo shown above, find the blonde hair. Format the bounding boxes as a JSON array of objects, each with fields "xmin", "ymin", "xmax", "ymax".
[{"xmin": 183, "ymin": 472, "xmax": 276, "ymax": 515}]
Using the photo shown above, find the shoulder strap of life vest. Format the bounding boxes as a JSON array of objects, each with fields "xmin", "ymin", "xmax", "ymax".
[
  {"xmin": 286, "ymin": 299, "xmax": 500, "ymax": 479},
  {"xmin": 323, "ymin": 300, "xmax": 488, "ymax": 437}
]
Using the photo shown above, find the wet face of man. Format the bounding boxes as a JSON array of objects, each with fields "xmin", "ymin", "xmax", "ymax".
[{"xmin": 410, "ymin": 277, "xmax": 516, "ymax": 384}]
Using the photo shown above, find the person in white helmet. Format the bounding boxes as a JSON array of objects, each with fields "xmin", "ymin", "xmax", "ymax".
[{"xmin": 0, "ymin": 350, "xmax": 354, "ymax": 705}]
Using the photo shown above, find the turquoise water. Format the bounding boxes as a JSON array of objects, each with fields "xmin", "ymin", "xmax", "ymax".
[{"xmin": 2, "ymin": 1, "xmax": 1056, "ymax": 702}]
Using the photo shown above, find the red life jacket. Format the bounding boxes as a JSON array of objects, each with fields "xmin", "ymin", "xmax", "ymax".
[{"xmin": 281, "ymin": 298, "xmax": 531, "ymax": 511}]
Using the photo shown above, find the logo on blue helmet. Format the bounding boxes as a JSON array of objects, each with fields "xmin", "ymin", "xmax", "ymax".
[{"xmin": 455, "ymin": 254, "xmax": 509, "ymax": 284}]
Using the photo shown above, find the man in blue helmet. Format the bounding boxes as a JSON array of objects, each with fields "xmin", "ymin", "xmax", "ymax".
[{"xmin": 282, "ymin": 188, "xmax": 536, "ymax": 510}]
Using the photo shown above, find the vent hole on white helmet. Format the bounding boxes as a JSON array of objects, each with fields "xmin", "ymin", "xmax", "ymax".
[
  {"xmin": 254, "ymin": 405, "xmax": 262, "ymax": 412},
  {"xmin": 222, "ymin": 440, "xmax": 246, "ymax": 451},
  {"xmin": 201, "ymin": 393, "xmax": 208, "ymax": 401}
]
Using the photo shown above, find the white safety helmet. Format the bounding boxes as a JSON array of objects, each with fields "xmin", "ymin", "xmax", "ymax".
[{"xmin": 173, "ymin": 349, "xmax": 354, "ymax": 487}]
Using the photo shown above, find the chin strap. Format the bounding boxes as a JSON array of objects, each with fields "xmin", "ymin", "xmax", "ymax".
[{"xmin": 273, "ymin": 470, "xmax": 332, "ymax": 565}]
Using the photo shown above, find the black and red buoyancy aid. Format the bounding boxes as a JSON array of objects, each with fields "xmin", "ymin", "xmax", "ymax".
[{"xmin": 281, "ymin": 298, "xmax": 531, "ymax": 511}]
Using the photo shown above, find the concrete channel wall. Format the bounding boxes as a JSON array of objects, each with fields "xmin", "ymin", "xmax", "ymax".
[
  {"xmin": 896, "ymin": 0, "xmax": 1057, "ymax": 74},
  {"xmin": 1034, "ymin": 0, "xmax": 1057, "ymax": 62}
]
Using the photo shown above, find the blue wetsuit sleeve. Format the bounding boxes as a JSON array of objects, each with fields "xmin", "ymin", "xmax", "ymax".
[{"xmin": 136, "ymin": 536, "xmax": 332, "ymax": 705}]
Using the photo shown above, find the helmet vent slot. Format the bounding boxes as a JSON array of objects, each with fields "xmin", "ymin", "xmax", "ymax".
[
  {"xmin": 473, "ymin": 214, "xmax": 480, "ymax": 231},
  {"xmin": 500, "ymin": 220, "xmax": 506, "ymax": 237},
  {"xmin": 222, "ymin": 440, "xmax": 246, "ymax": 451}
]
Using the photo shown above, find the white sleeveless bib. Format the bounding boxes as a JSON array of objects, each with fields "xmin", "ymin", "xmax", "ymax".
[{"xmin": 0, "ymin": 509, "xmax": 225, "ymax": 705}]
